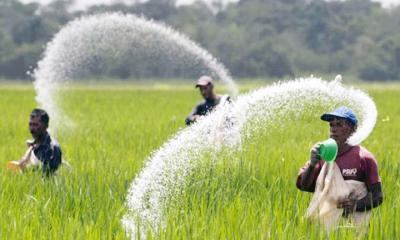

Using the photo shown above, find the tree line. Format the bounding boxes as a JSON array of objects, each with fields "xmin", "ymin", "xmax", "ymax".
[{"xmin": 1, "ymin": 0, "xmax": 400, "ymax": 81}]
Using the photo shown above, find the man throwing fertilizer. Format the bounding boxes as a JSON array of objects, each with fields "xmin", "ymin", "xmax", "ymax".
[
  {"xmin": 296, "ymin": 106, "xmax": 383, "ymax": 228},
  {"xmin": 185, "ymin": 76, "xmax": 230, "ymax": 125},
  {"xmin": 7, "ymin": 108, "xmax": 62, "ymax": 175}
]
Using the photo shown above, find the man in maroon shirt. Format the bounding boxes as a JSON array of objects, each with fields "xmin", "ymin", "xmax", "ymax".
[{"xmin": 296, "ymin": 106, "xmax": 383, "ymax": 216}]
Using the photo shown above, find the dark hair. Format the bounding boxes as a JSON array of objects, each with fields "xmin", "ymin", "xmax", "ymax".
[{"xmin": 30, "ymin": 108, "xmax": 49, "ymax": 127}]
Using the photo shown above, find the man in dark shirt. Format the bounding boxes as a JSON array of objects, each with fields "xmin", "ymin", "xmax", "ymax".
[
  {"xmin": 185, "ymin": 76, "xmax": 229, "ymax": 125},
  {"xmin": 296, "ymin": 106, "xmax": 383, "ymax": 216},
  {"xmin": 19, "ymin": 108, "xmax": 62, "ymax": 175}
]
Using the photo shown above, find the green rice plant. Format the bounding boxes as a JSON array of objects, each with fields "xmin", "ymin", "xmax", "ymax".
[{"xmin": 0, "ymin": 83, "xmax": 399, "ymax": 239}]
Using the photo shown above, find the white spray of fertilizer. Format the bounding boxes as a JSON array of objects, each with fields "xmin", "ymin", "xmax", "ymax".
[
  {"xmin": 122, "ymin": 77, "xmax": 377, "ymax": 237},
  {"xmin": 30, "ymin": 11, "xmax": 377, "ymax": 238},
  {"xmin": 32, "ymin": 13, "xmax": 238, "ymax": 134}
]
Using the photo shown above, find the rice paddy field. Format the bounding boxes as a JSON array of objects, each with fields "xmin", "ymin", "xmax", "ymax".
[{"xmin": 0, "ymin": 81, "xmax": 399, "ymax": 239}]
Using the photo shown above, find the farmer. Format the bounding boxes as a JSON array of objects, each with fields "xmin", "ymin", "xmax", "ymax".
[
  {"xmin": 185, "ymin": 76, "xmax": 230, "ymax": 125},
  {"xmin": 296, "ymin": 106, "xmax": 383, "ymax": 221},
  {"xmin": 16, "ymin": 108, "xmax": 62, "ymax": 175}
]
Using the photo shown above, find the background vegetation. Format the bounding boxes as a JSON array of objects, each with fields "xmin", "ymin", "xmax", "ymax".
[{"xmin": 1, "ymin": 0, "xmax": 400, "ymax": 81}]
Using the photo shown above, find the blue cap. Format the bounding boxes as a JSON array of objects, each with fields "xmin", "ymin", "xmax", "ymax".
[{"xmin": 320, "ymin": 106, "xmax": 358, "ymax": 126}]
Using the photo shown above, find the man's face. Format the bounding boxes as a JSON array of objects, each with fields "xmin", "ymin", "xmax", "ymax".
[
  {"xmin": 29, "ymin": 116, "xmax": 47, "ymax": 140},
  {"xmin": 199, "ymin": 84, "xmax": 213, "ymax": 99},
  {"xmin": 328, "ymin": 118, "xmax": 355, "ymax": 145}
]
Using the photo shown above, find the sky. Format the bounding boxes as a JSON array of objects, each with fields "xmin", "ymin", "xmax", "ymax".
[{"xmin": 18, "ymin": 0, "xmax": 400, "ymax": 11}]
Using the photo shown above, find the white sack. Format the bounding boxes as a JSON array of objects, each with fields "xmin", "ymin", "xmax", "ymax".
[{"xmin": 306, "ymin": 162, "xmax": 370, "ymax": 230}]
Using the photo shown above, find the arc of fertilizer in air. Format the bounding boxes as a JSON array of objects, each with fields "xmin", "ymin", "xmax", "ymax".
[
  {"xmin": 32, "ymin": 13, "xmax": 239, "ymax": 135},
  {"xmin": 123, "ymin": 77, "xmax": 377, "ymax": 238}
]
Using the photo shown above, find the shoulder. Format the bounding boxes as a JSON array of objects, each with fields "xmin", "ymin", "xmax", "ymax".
[
  {"xmin": 49, "ymin": 135, "xmax": 62, "ymax": 150},
  {"xmin": 345, "ymin": 145, "xmax": 377, "ymax": 164},
  {"xmin": 359, "ymin": 146, "xmax": 381, "ymax": 184},
  {"xmin": 357, "ymin": 146, "xmax": 379, "ymax": 177},
  {"xmin": 196, "ymin": 100, "xmax": 207, "ymax": 107},
  {"xmin": 359, "ymin": 146, "xmax": 377, "ymax": 163},
  {"xmin": 218, "ymin": 95, "xmax": 231, "ymax": 104}
]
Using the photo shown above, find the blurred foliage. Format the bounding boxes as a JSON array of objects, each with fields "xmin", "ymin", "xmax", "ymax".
[{"xmin": 1, "ymin": 0, "xmax": 400, "ymax": 80}]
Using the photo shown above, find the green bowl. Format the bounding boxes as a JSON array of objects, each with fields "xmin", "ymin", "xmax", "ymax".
[{"xmin": 319, "ymin": 138, "xmax": 338, "ymax": 162}]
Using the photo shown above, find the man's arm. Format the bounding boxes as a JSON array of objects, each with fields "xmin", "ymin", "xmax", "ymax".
[
  {"xmin": 296, "ymin": 164, "xmax": 315, "ymax": 191},
  {"xmin": 18, "ymin": 145, "xmax": 34, "ymax": 168},
  {"xmin": 355, "ymin": 182, "xmax": 383, "ymax": 211},
  {"xmin": 296, "ymin": 144, "xmax": 322, "ymax": 192},
  {"xmin": 338, "ymin": 152, "xmax": 383, "ymax": 214},
  {"xmin": 338, "ymin": 182, "xmax": 383, "ymax": 215},
  {"xmin": 296, "ymin": 162, "xmax": 322, "ymax": 192},
  {"xmin": 185, "ymin": 103, "xmax": 202, "ymax": 125},
  {"xmin": 356, "ymin": 152, "xmax": 383, "ymax": 211},
  {"xmin": 185, "ymin": 114, "xmax": 200, "ymax": 125}
]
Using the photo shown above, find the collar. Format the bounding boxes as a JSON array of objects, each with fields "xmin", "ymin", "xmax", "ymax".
[
  {"xmin": 205, "ymin": 95, "xmax": 220, "ymax": 103},
  {"xmin": 337, "ymin": 144, "xmax": 357, "ymax": 157}
]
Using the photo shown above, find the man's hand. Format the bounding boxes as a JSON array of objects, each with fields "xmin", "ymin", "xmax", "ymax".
[
  {"xmin": 18, "ymin": 156, "xmax": 29, "ymax": 169},
  {"xmin": 18, "ymin": 145, "xmax": 34, "ymax": 169},
  {"xmin": 26, "ymin": 139, "xmax": 35, "ymax": 147},
  {"xmin": 337, "ymin": 197, "xmax": 357, "ymax": 217},
  {"xmin": 191, "ymin": 115, "xmax": 201, "ymax": 122},
  {"xmin": 310, "ymin": 143, "xmax": 321, "ymax": 166}
]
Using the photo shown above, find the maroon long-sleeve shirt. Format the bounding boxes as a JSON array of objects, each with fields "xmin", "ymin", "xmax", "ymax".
[{"xmin": 296, "ymin": 145, "xmax": 383, "ymax": 211}]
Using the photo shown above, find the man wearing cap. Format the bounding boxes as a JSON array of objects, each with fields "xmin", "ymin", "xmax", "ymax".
[
  {"xmin": 185, "ymin": 76, "xmax": 229, "ymax": 125},
  {"xmin": 296, "ymin": 106, "xmax": 383, "ymax": 218}
]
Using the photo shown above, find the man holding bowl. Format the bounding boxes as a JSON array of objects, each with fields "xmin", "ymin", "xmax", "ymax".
[{"xmin": 296, "ymin": 106, "xmax": 383, "ymax": 226}]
